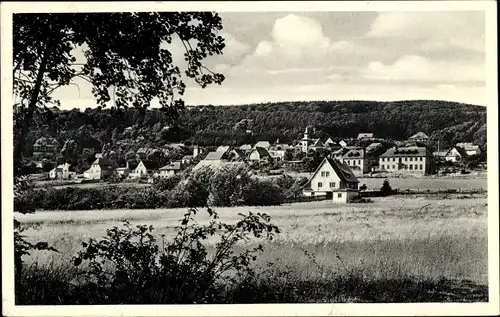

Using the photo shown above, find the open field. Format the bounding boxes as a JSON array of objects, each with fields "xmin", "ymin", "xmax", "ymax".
[
  {"xmin": 358, "ymin": 176, "xmax": 487, "ymax": 191},
  {"xmin": 18, "ymin": 193, "xmax": 488, "ymax": 290}
]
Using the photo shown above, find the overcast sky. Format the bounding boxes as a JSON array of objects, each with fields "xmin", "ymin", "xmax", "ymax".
[{"xmin": 53, "ymin": 11, "xmax": 487, "ymax": 109}]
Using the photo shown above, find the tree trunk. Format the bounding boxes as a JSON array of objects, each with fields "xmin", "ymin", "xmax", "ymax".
[{"xmin": 14, "ymin": 43, "xmax": 50, "ymax": 175}]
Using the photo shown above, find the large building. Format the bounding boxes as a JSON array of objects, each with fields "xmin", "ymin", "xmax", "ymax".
[
  {"xmin": 379, "ymin": 146, "xmax": 434, "ymax": 175},
  {"xmin": 302, "ymin": 157, "xmax": 360, "ymax": 203},
  {"xmin": 340, "ymin": 148, "xmax": 369, "ymax": 175}
]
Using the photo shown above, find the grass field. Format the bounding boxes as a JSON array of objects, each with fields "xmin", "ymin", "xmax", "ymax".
[
  {"xmin": 18, "ymin": 193, "xmax": 488, "ymax": 294},
  {"xmin": 357, "ymin": 177, "xmax": 487, "ymax": 191}
]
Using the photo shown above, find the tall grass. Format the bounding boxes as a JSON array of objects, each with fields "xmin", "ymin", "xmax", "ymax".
[{"xmin": 15, "ymin": 195, "xmax": 489, "ymax": 304}]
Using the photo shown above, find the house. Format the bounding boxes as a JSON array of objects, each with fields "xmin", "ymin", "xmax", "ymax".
[
  {"xmin": 248, "ymin": 147, "xmax": 271, "ymax": 162},
  {"xmin": 33, "ymin": 137, "xmax": 59, "ymax": 157},
  {"xmin": 366, "ymin": 142, "xmax": 383, "ymax": 153},
  {"xmin": 181, "ymin": 155, "xmax": 193, "ymax": 165},
  {"xmin": 331, "ymin": 148, "xmax": 349, "ymax": 160},
  {"xmin": 83, "ymin": 157, "xmax": 118, "ymax": 180},
  {"xmin": 408, "ymin": 132, "xmax": 430, "ymax": 143},
  {"xmin": 310, "ymin": 138, "xmax": 325, "ymax": 151},
  {"xmin": 456, "ymin": 142, "xmax": 481, "ymax": 156},
  {"xmin": 340, "ymin": 149, "xmax": 369, "ymax": 175},
  {"xmin": 115, "ymin": 160, "xmax": 138, "ymax": 179},
  {"xmin": 253, "ymin": 141, "xmax": 271, "ymax": 150},
  {"xmin": 324, "ymin": 139, "xmax": 341, "ymax": 151},
  {"xmin": 131, "ymin": 160, "xmax": 161, "ymax": 179},
  {"xmin": 357, "ymin": 133, "xmax": 374, "ymax": 140},
  {"xmin": 158, "ymin": 161, "xmax": 182, "ymax": 178},
  {"xmin": 302, "ymin": 157, "xmax": 360, "ymax": 203},
  {"xmin": 49, "ymin": 163, "xmax": 76, "ymax": 180},
  {"xmin": 269, "ymin": 143, "xmax": 291, "ymax": 161},
  {"xmin": 216, "ymin": 145, "xmax": 231, "ymax": 153},
  {"xmin": 193, "ymin": 150, "xmax": 230, "ymax": 171},
  {"xmin": 239, "ymin": 144, "xmax": 252, "ymax": 152},
  {"xmin": 300, "ymin": 127, "xmax": 314, "ymax": 153},
  {"xmin": 228, "ymin": 148, "xmax": 246, "ymax": 162},
  {"xmin": 379, "ymin": 146, "xmax": 434, "ymax": 175},
  {"xmin": 325, "ymin": 138, "xmax": 335, "ymax": 146},
  {"xmin": 444, "ymin": 147, "xmax": 468, "ymax": 163}
]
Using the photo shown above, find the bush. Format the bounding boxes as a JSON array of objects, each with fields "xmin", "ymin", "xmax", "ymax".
[
  {"xmin": 73, "ymin": 209, "xmax": 280, "ymax": 304},
  {"xmin": 380, "ymin": 179, "xmax": 392, "ymax": 197},
  {"xmin": 153, "ymin": 175, "xmax": 182, "ymax": 191}
]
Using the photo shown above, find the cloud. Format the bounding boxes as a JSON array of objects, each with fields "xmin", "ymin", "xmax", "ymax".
[
  {"xmin": 361, "ymin": 55, "xmax": 485, "ymax": 83},
  {"xmin": 367, "ymin": 12, "xmax": 485, "ymax": 53}
]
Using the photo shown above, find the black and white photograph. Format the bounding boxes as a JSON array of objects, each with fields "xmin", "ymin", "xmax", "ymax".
[{"xmin": 1, "ymin": 1, "xmax": 498, "ymax": 316}]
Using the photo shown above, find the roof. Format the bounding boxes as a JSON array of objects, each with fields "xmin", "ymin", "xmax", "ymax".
[
  {"xmin": 182, "ymin": 155, "xmax": 193, "ymax": 160},
  {"xmin": 342, "ymin": 149, "xmax": 365, "ymax": 159},
  {"xmin": 366, "ymin": 142, "xmax": 382, "ymax": 150},
  {"xmin": 409, "ymin": 132, "xmax": 429, "ymax": 140},
  {"xmin": 312, "ymin": 138, "xmax": 324, "ymax": 147},
  {"xmin": 139, "ymin": 160, "xmax": 161, "ymax": 170},
  {"xmin": 456, "ymin": 142, "xmax": 480, "ymax": 151},
  {"xmin": 91, "ymin": 158, "xmax": 118, "ymax": 170},
  {"xmin": 34, "ymin": 137, "xmax": 59, "ymax": 146},
  {"xmin": 193, "ymin": 160, "xmax": 246, "ymax": 171},
  {"xmin": 305, "ymin": 158, "xmax": 359, "ymax": 187},
  {"xmin": 380, "ymin": 146, "xmax": 428, "ymax": 158},
  {"xmin": 357, "ymin": 133, "xmax": 374, "ymax": 139},
  {"xmin": 271, "ymin": 143, "xmax": 291, "ymax": 151},
  {"xmin": 204, "ymin": 151, "xmax": 226, "ymax": 161},
  {"xmin": 216, "ymin": 145, "xmax": 230, "ymax": 153},
  {"xmin": 239, "ymin": 144, "xmax": 252, "ymax": 151},
  {"xmin": 160, "ymin": 161, "xmax": 182, "ymax": 171},
  {"xmin": 251, "ymin": 147, "xmax": 271, "ymax": 158},
  {"xmin": 253, "ymin": 141, "xmax": 271, "ymax": 149},
  {"xmin": 446, "ymin": 147, "xmax": 468, "ymax": 157},
  {"xmin": 325, "ymin": 138, "xmax": 335, "ymax": 144},
  {"xmin": 230, "ymin": 149, "xmax": 246, "ymax": 158},
  {"xmin": 433, "ymin": 151, "xmax": 449, "ymax": 157}
]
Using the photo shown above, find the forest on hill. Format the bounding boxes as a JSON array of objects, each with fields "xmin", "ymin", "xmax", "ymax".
[{"xmin": 23, "ymin": 99, "xmax": 486, "ymax": 167}]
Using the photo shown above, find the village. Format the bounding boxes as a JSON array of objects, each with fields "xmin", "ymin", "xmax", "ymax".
[{"xmin": 28, "ymin": 127, "xmax": 485, "ymax": 204}]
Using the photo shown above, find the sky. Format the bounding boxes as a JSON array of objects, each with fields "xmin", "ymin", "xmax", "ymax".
[{"xmin": 53, "ymin": 11, "xmax": 487, "ymax": 109}]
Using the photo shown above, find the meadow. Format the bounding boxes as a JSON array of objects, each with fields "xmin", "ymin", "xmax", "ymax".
[{"xmin": 16, "ymin": 193, "xmax": 488, "ymax": 303}]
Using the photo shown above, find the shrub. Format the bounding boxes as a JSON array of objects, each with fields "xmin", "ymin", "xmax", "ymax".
[
  {"xmin": 153, "ymin": 175, "xmax": 182, "ymax": 191},
  {"xmin": 380, "ymin": 179, "xmax": 393, "ymax": 197},
  {"xmin": 73, "ymin": 208, "xmax": 281, "ymax": 303}
]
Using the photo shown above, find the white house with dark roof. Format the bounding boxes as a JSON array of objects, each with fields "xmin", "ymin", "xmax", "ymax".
[
  {"xmin": 379, "ymin": 146, "xmax": 434, "ymax": 175},
  {"xmin": 444, "ymin": 147, "xmax": 468, "ymax": 163},
  {"xmin": 302, "ymin": 157, "xmax": 360, "ymax": 203},
  {"xmin": 49, "ymin": 163, "xmax": 76, "ymax": 180},
  {"xmin": 340, "ymin": 148, "xmax": 369, "ymax": 175},
  {"xmin": 83, "ymin": 157, "xmax": 118, "ymax": 180},
  {"xmin": 158, "ymin": 161, "xmax": 182, "ymax": 178},
  {"xmin": 248, "ymin": 147, "xmax": 271, "ymax": 162},
  {"xmin": 408, "ymin": 132, "xmax": 430, "ymax": 143}
]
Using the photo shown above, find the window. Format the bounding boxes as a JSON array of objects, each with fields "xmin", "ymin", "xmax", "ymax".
[
  {"xmin": 325, "ymin": 171, "xmax": 330, "ymax": 177},
  {"xmin": 329, "ymin": 182, "xmax": 335, "ymax": 188},
  {"xmin": 393, "ymin": 165, "xmax": 396, "ymax": 169},
  {"xmin": 318, "ymin": 182, "xmax": 323, "ymax": 188},
  {"xmin": 420, "ymin": 157, "xmax": 424, "ymax": 161},
  {"xmin": 420, "ymin": 164, "xmax": 423, "ymax": 170},
  {"xmin": 338, "ymin": 193, "xmax": 342, "ymax": 198},
  {"xmin": 404, "ymin": 157, "xmax": 408, "ymax": 162},
  {"xmin": 409, "ymin": 164, "xmax": 413, "ymax": 170},
  {"xmin": 393, "ymin": 158, "xmax": 396, "ymax": 162},
  {"xmin": 381, "ymin": 164, "xmax": 384, "ymax": 169},
  {"xmin": 358, "ymin": 160, "xmax": 361, "ymax": 165},
  {"xmin": 409, "ymin": 157, "xmax": 413, "ymax": 161},
  {"xmin": 321, "ymin": 171, "xmax": 325, "ymax": 177}
]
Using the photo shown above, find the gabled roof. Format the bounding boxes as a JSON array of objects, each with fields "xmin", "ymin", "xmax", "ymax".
[
  {"xmin": 312, "ymin": 138, "xmax": 324, "ymax": 147},
  {"xmin": 271, "ymin": 143, "xmax": 291, "ymax": 151},
  {"xmin": 380, "ymin": 146, "xmax": 428, "ymax": 158},
  {"xmin": 92, "ymin": 158, "xmax": 118, "ymax": 170},
  {"xmin": 160, "ymin": 161, "xmax": 182, "ymax": 171},
  {"xmin": 366, "ymin": 142, "xmax": 382, "ymax": 151},
  {"xmin": 446, "ymin": 147, "xmax": 468, "ymax": 157},
  {"xmin": 305, "ymin": 158, "xmax": 359, "ymax": 187},
  {"xmin": 409, "ymin": 132, "xmax": 429, "ymax": 140},
  {"xmin": 433, "ymin": 151, "xmax": 449, "ymax": 157},
  {"xmin": 325, "ymin": 137, "xmax": 335, "ymax": 145},
  {"xmin": 239, "ymin": 144, "xmax": 252, "ymax": 151},
  {"xmin": 357, "ymin": 133, "xmax": 374, "ymax": 139},
  {"xmin": 253, "ymin": 141, "xmax": 271, "ymax": 149},
  {"xmin": 251, "ymin": 147, "xmax": 271, "ymax": 158},
  {"xmin": 34, "ymin": 137, "xmax": 59, "ymax": 146},
  {"xmin": 139, "ymin": 160, "xmax": 161, "ymax": 171},
  {"xmin": 204, "ymin": 151, "xmax": 226, "ymax": 161},
  {"xmin": 343, "ymin": 149, "xmax": 365, "ymax": 159},
  {"xmin": 216, "ymin": 145, "xmax": 230, "ymax": 153},
  {"xmin": 230, "ymin": 149, "xmax": 246, "ymax": 158}
]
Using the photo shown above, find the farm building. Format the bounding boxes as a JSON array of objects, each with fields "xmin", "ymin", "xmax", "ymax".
[
  {"xmin": 158, "ymin": 161, "xmax": 182, "ymax": 178},
  {"xmin": 379, "ymin": 146, "xmax": 434, "ymax": 175},
  {"xmin": 248, "ymin": 147, "xmax": 271, "ymax": 162},
  {"xmin": 302, "ymin": 157, "xmax": 360, "ymax": 203},
  {"xmin": 49, "ymin": 163, "xmax": 76, "ymax": 180},
  {"xmin": 455, "ymin": 142, "xmax": 481, "ymax": 156},
  {"xmin": 444, "ymin": 147, "xmax": 468, "ymax": 163},
  {"xmin": 83, "ymin": 157, "xmax": 118, "ymax": 180},
  {"xmin": 130, "ymin": 160, "xmax": 161, "ymax": 179}
]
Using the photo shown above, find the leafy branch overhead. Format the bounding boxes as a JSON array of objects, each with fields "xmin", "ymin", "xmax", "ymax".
[{"xmin": 13, "ymin": 12, "xmax": 226, "ymax": 117}]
